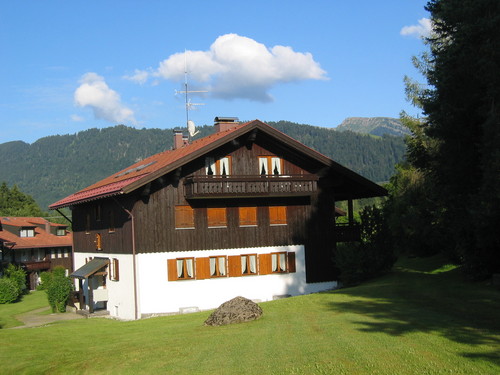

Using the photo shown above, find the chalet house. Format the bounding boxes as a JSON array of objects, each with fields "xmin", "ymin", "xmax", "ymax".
[
  {"xmin": 50, "ymin": 118, "xmax": 386, "ymax": 320},
  {"xmin": 0, "ymin": 217, "xmax": 73, "ymax": 290}
]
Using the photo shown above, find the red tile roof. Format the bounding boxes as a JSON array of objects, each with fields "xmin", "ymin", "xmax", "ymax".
[
  {"xmin": 0, "ymin": 217, "xmax": 72, "ymax": 249},
  {"xmin": 49, "ymin": 119, "xmax": 387, "ymax": 209},
  {"xmin": 50, "ymin": 121, "xmax": 257, "ymax": 208}
]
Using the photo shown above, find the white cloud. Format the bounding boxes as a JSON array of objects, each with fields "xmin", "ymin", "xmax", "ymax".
[
  {"xmin": 128, "ymin": 34, "xmax": 327, "ymax": 102},
  {"xmin": 123, "ymin": 69, "xmax": 150, "ymax": 84},
  {"xmin": 401, "ymin": 18, "xmax": 432, "ymax": 38},
  {"xmin": 74, "ymin": 73, "xmax": 135, "ymax": 124},
  {"xmin": 71, "ymin": 114, "xmax": 84, "ymax": 122}
]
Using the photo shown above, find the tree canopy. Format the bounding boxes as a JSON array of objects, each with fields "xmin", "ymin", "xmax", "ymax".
[
  {"xmin": 386, "ymin": 0, "xmax": 500, "ymax": 279},
  {"xmin": 0, "ymin": 182, "xmax": 47, "ymax": 217}
]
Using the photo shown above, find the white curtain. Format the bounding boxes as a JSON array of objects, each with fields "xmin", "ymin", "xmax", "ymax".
[
  {"xmin": 219, "ymin": 257, "xmax": 226, "ymax": 276},
  {"xmin": 205, "ymin": 157, "xmax": 215, "ymax": 175},
  {"xmin": 279, "ymin": 253, "xmax": 286, "ymax": 271},
  {"xmin": 220, "ymin": 157, "xmax": 230, "ymax": 176},
  {"xmin": 259, "ymin": 158, "xmax": 268, "ymax": 175},
  {"xmin": 272, "ymin": 253, "xmax": 278, "ymax": 272},
  {"xmin": 241, "ymin": 255, "xmax": 247, "ymax": 274},
  {"xmin": 272, "ymin": 157, "xmax": 281, "ymax": 175},
  {"xmin": 210, "ymin": 257, "xmax": 216, "ymax": 276},
  {"xmin": 176, "ymin": 259, "xmax": 184, "ymax": 278},
  {"xmin": 186, "ymin": 259, "xmax": 194, "ymax": 278},
  {"xmin": 249, "ymin": 255, "xmax": 257, "ymax": 274}
]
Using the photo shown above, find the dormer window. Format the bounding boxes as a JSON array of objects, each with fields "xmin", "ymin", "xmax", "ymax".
[
  {"xmin": 56, "ymin": 227, "xmax": 67, "ymax": 236},
  {"xmin": 259, "ymin": 156, "xmax": 282, "ymax": 175},
  {"xmin": 205, "ymin": 157, "xmax": 231, "ymax": 176},
  {"xmin": 19, "ymin": 227, "xmax": 35, "ymax": 237}
]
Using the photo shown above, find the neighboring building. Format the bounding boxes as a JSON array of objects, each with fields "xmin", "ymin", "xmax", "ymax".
[
  {"xmin": 0, "ymin": 217, "xmax": 73, "ymax": 290},
  {"xmin": 50, "ymin": 118, "xmax": 386, "ymax": 320}
]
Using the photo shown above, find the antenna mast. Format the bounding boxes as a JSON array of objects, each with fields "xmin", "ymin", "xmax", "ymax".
[{"xmin": 176, "ymin": 51, "xmax": 206, "ymax": 141}]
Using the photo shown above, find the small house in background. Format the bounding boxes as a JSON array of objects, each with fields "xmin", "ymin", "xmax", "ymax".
[
  {"xmin": 0, "ymin": 217, "xmax": 73, "ymax": 290},
  {"xmin": 50, "ymin": 118, "xmax": 386, "ymax": 320}
]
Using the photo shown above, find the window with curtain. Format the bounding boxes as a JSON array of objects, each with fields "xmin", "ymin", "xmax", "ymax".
[
  {"xmin": 241, "ymin": 254, "xmax": 257, "ymax": 275},
  {"xmin": 176, "ymin": 258, "xmax": 194, "ymax": 279},
  {"xmin": 259, "ymin": 156, "xmax": 282, "ymax": 175},
  {"xmin": 271, "ymin": 252, "xmax": 287, "ymax": 273},
  {"xmin": 19, "ymin": 228, "xmax": 35, "ymax": 237},
  {"xmin": 205, "ymin": 156, "xmax": 231, "ymax": 176},
  {"xmin": 209, "ymin": 256, "xmax": 227, "ymax": 277}
]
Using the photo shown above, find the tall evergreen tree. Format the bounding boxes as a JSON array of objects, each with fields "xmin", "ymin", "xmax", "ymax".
[{"xmin": 409, "ymin": 0, "xmax": 500, "ymax": 278}]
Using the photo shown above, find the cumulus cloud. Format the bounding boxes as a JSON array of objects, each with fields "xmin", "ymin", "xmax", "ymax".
[
  {"xmin": 74, "ymin": 72, "xmax": 135, "ymax": 124},
  {"xmin": 126, "ymin": 34, "xmax": 327, "ymax": 102},
  {"xmin": 401, "ymin": 18, "xmax": 432, "ymax": 38}
]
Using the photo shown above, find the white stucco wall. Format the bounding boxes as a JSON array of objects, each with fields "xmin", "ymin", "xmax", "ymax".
[
  {"xmin": 73, "ymin": 252, "xmax": 137, "ymax": 320},
  {"xmin": 136, "ymin": 245, "xmax": 337, "ymax": 316},
  {"xmin": 73, "ymin": 245, "xmax": 338, "ymax": 320}
]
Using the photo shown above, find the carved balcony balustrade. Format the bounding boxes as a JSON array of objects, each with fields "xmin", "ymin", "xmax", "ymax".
[{"xmin": 184, "ymin": 174, "xmax": 319, "ymax": 199}]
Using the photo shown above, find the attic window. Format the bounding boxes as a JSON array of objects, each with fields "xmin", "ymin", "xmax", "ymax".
[
  {"xmin": 115, "ymin": 161, "xmax": 157, "ymax": 178},
  {"xmin": 19, "ymin": 227, "xmax": 35, "ymax": 238},
  {"xmin": 56, "ymin": 227, "xmax": 66, "ymax": 236}
]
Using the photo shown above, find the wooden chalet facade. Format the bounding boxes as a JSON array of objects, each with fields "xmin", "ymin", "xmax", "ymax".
[
  {"xmin": 0, "ymin": 217, "xmax": 72, "ymax": 290},
  {"xmin": 50, "ymin": 118, "xmax": 386, "ymax": 320}
]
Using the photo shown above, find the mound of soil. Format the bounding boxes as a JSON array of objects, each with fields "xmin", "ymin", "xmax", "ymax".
[{"xmin": 204, "ymin": 296, "xmax": 263, "ymax": 326}]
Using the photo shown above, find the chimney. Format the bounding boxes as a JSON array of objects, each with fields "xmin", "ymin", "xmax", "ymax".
[
  {"xmin": 214, "ymin": 116, "xmax": 239, "ymax": 133},
  {"xmin": 173, "ymin": 130, "xmax": 184, "ymax": 150}
]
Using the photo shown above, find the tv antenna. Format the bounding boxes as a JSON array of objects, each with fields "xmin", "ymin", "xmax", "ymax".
[{"xmin": 175, "ymin": 51, "xmax": 207, "ymax": 140}]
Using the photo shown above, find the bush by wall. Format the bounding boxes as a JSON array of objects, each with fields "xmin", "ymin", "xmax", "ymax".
[
  {"xmin": 43, "ymin": 267, "xmax": 73, "ymax": 313},
  {"xmin": 0, "ymin": 278, "xmax": 20, "ymax": 304},
  {"xmin": 335, "ymin": 205, "xmax": 397, "ymax": 286}
]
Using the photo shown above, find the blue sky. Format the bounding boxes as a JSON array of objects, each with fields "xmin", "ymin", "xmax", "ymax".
[{"xmin": 0, "ymin": 0, "xmax": 430, "ymax": 145}]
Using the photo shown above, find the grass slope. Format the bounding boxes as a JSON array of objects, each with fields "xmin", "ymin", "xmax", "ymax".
[
  {"xmin": 0, "ymin": 290, "xmax": 47, "ymax": 329},
  {"xmin": 0, "ymin": 256, "xmax": 498, "ymax": 374}
]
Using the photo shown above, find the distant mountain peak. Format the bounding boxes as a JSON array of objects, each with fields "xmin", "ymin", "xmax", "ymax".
[{"xmin": 336, "ymin": 117, "xmax": 411, "ymax": 137}]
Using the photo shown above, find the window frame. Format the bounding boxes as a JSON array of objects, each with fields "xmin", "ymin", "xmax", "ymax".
[
  {"xmin": 271, "ymin": 252, "xmax": 288, "ymax": 273},
  {"xmin": 259, "ymin": 156, "xmax": 283, "ymax": 176},
  {"xmin": 209, "ymin": 256, "xmax": 227, "ymax": 278},
  {"xmin": 240, "ymin": 254, "xmax": 258, "ymax": 276},
  {"xmin": 205, "ymin": 156, "xmax": 232, "ymax": 176},
  {"xmin": 168, "ymin": 258, "xmax": 195, "ymax": 281},
  {"xmin": 19, "ymin": 227, "xmax": 35, "ymax": 238}
]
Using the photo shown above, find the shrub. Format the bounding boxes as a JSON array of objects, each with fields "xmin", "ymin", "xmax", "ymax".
[
  {"xmin": 37, "ymin": 271, "xmax": 51, "ymax": 290},
  {"xmin": 0, "ymin": 278, "xmax": 20, "ymax": 304},
  {"xmin": 4, "ymin": 264, "xmax": 27, "ymax": 295},
  {"xmin": 335, "ymin": 205, "xmax": 397, "ymax": 286},
  {"xmin": 45, "ymin": 267, "xmax": 73, "ymax": 313}
]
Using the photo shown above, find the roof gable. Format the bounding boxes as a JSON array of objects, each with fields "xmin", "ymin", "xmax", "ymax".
[{"xmin": 49, "ymin": 120, "xmax": 386, "ymax": 209}]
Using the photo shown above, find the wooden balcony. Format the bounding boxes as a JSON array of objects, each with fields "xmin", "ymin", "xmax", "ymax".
[
  {"xmin": 21, "ymin": 260, "xmax": 51, "ymax": 271},
  {"xmin": 335, "ymin": 223, "xmax": 361, "ymax": 242},
  {"xmin": 184, "ymin": 174, "xmax": 319, "ymax": 199}
]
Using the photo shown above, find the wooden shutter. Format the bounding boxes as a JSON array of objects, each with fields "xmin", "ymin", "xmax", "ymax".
[
  {"xmin": 195, "ymin": 257, "xmax": 211, "ymax": 280},
  {"xmin": 113, "ymin": 258, "xmax": 119, "ymax": 281},
  {"xmin": 287, "ymin": 252, "xmax": 296, "ymax": 273},
  {"xmin": 259, "ymin": 253, "xmax": 272, "ymax": 275},
  {"xmin": 269, "ymin": 206, "xmax": 287, "ymax": 225},
  {"xmin": 228, "ymin": 255, "xmax": 242, "ymax": 277},
  {"xmin": 207, "ymin": 208, "xmax": 227, "ymax": 227},
  {"xmin": 239, "ymin": 207, "xmax": 257, "ymax": 226},
  {"xmin": 167, "ymin": 259, "xmax": 178, "ymax": 281},
  {"xmin": 175, "ymin": 206, "xmax": 194, "ymax": 228}
]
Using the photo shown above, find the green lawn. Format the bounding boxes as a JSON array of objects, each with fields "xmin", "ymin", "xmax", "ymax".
[
  {"xmin": 0, "ymin": 255, "xmax": 499, "ymax": 375},
  {"xmin": 0, "ymin": 290, "xmax": 48, "ymax": 329}
]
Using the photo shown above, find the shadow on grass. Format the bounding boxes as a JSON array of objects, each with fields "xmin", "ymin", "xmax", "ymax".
[{"xmin": 324, "ymin": 261, "xmax": 500, "ymax": 367}]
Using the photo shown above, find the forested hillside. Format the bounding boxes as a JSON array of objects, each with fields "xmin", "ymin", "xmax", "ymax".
[
  {"xmin": 0, "ymin": 121, "xmax": 406, "ymax": 209},
  {"xmin": 335, "ymin": 117, "xmax": 411, "ymax": 137}
]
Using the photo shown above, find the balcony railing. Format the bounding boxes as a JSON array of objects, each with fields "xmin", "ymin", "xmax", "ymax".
[
  {"xmin": 21, "ymin": 260, "xmax": 51, "ymax": 271},
  {"xmin": 335, "ymin": 223, "xmax": 361, "ymax": 242},
  {"xmin": 184, "ymin": 174, "xmax": 319, "ymax": 199}
]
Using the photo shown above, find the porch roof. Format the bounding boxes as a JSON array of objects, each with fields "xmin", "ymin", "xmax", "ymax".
[{"xmin": 71, "ymin": 257, "xmax": 109, "ymax": 279}]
